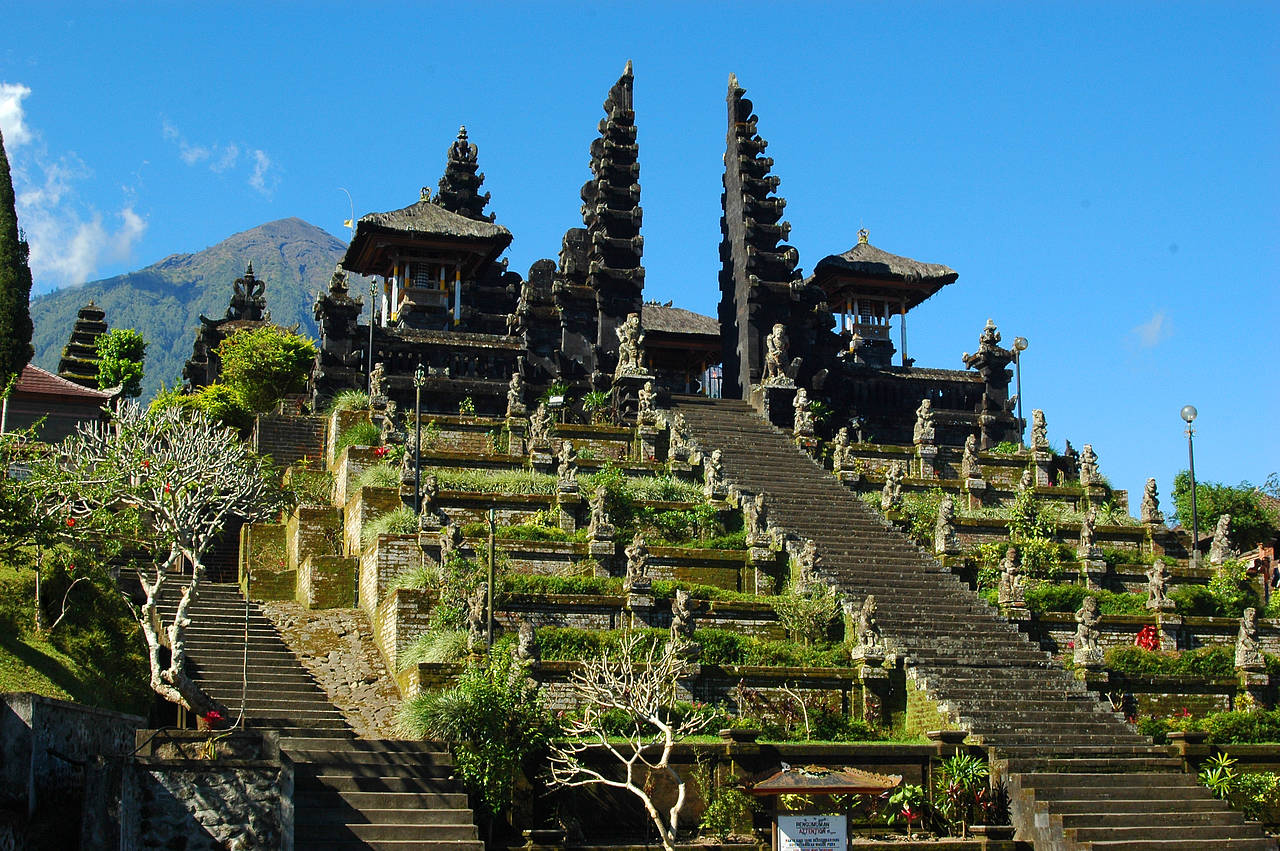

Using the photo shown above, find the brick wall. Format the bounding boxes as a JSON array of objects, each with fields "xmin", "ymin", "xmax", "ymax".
[
  {"xmin": 297, "ymin": 555, "xmax": 357, "ymax": 609},
  {"xmin": 287, "ymin": 505, "xmax": 343, "ymax": 571},
  {"xmin": 239, "ymin": 523, "xmax": 293, "ymax": 601},
  {"xmin": 374, "ymin": 587, "xmax": 432, "ymax": 673},
  {"xmin": 253, "ymin": 413, "xmax": 326, "ymax": 470},
  {"xmin": 332, "ymin": 445, "xmax": 382, "ymax": 507},
  {"xmin": 343, "ymin": 486, "xmax": 403, "ymax": 557},
  {"xmin": 1029, "ymin": 611, "xmax": 1280, "ymax": 656},
  {"xmin": 359, "ymin": 534, "xmax": 423, "ymax": 614}
]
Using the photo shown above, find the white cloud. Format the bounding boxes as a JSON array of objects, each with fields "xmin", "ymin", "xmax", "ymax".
[
  {"xmin": 0, "ymin": 82, "xmax": 33, "ymax": 148},
  {"xmin": 248, "ymin": 149, "xmax": 275, "ymax": 196},
  {"xmin": 6, "ymin": 84, "xmax": 147, "ymax": 291},
  {"xmin": 164, "ymin": 119, "xmax": 273, "ymax": 195},
  {"xmin": 1132, "ymin": 311, "xmax": 1172, "ymax": 348}
]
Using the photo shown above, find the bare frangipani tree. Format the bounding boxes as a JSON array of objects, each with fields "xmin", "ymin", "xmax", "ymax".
[
  {"xmin": 547, "ymin": 631, "xmax": 711, "ymax": 851},
  {"xmin": 47, "ymin": 403, "xmax": 276, "ymax": 715}
]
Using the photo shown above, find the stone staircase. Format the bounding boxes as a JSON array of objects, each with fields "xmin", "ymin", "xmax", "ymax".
[
  {"xmin": 157, "ymin": 582, "xmax": 483, "ymax": 850},
  {"xmin": 673, "ymin": 395, "xmax": 1275, "ymax": 851}
]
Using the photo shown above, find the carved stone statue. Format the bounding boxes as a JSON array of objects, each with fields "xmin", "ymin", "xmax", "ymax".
[
  {"xmin": 1146, "ymin": 562, "xmax": 1173, "ymax": 611},
  {"xmin": 977, "ymin": 318, "xmax": 1001, "ymax": 354},
  {"xmin": 1079, "ymin": 444, "xmax": 1101, "ymax": 488},
  {"xmin": 623, "ymin": 532, "xmax": 651, "ymax": 595},
  {"xmin": 669, "ymin": 413, "xmax": 692, "ymax": 462},
  {"xmin": 1078, "ymin": 506, "xmax": 1100, "ymax": 559},
  {"xmin": 831, "ymin": 427, "xmax": 853, "ymax": 472},
  {"xmin": 912, "ymin": 398, "xmax": 936, "ymax": 444},
  {"xmin": 1018, "ymin": 468, "xmax": 1034, "ymax": 494},
  {"xmin": 997, "ymin": 547, "xmax": 1025, "ymax": 608},
  {"xmin": 1236, "ymin": 607, "xmax": 1265, "ymax": 672},
  {"xmin": 961, "ymin": 434, "xmax": 982, "ymax": 481},
  {"xmin": 369, "ymin": 361, "xmax": 387, "ymax": 400},
  {"xmin": 556, "ymin": 442, "xmax": 578, "ymax": 492},
  {"xmin": 1210, "ymin": 513, "xmax": 1235, "ymax": 566},
  {"xmin": 515, "ymin": 619, "xmax": 540, "ymax": 667},
  {"xmin": 743, "ymin": 492, "xmax": 769, "ymax": 547},
  {"xmin": 466, "ymin": 585, "xmax": 487, "ymax": 652},
  {"xmin": 528, "ymin": 402, "xmax": 553, "ymax": 449},
  {"xmin": 1073, "ymin": 596, "xmax": 1104, "ymax": 668},
  {"xmin": 417, "ymin": 473, "xmax": 444, "ymax": 530},
  {"xmin": 670, "ymin": 589, "xmax": 702, "ymax": 659},
  {"xmin": 588, "ymin": 485, "xmax": 615, "ymax": 540},
  {"xmin": 856, "ymin": 595, "xmax": 882, "ymax": 652},
  {"xmin": 704, "ymin": 449, "xmax": 725, "ymax": 499},
  {"xmin": 614, "ymin": 312, "xmax": 645, "ymax": 379},
  {"xmin": 636, "ymin": 380, "xmax": 658, "ymax": 426},
  {"xmin": 792, "ymin": 538, "xmax": 820, "ymax": 590},
  {"xmin": 506, "ymin": 373, "xmax": 526, "ymax": 418},
  {"xmin": 762, "ymin": 323, "xmax": 789, "ymax": 386},
  {"xmin": 880, "ymin": 461, "xmax": 904, "ymax": 512},
  {"xmin": 1140, "ymin": 478, "xmax": 1164, "ymax": 525},
  {"xmin": 934, "ymin": 494, "xmax": 958, "ymax": 555},
  {"xmin": 1031, "ymin": 409, "xmax": 1049, "ymax": 452},
  {"xmin": 439, "ymin": 521, "xmax": 463, "ymax": 566},
  {"xmin": 793, "ymin": 387, "xmax": 815, "ymax": 437}
]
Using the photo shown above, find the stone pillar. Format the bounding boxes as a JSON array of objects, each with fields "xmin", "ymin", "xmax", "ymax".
[
  {"xmin": 1157, "ymin": 613, "xmax": 1183, "ymax": 651},
  {"xmin": 556, "ymin": 491, "xmax": 582, "ymax": 533},
  {"xmin": 612, "ymin": 373, "xmax": 655, "ymax": 424},
  {"xmin": 505, "ymin": 417, "xmax": 527, "ymax": 457},
  {"xmin": 1033, "ymin": 450, "xmax": 1053, "ymax": 487},
  {"xmin": 852, "ymin": 654, "xmax": 890, "ymax": 726},
  {"xmin": 1240, "ymin": 673, "xmax": 1274, "ymax": 711},
  {"xmin": 750, "ymin": 383, "xmax": 797, "ymax": 431},
  {"xmin": 964, "ymin": 477, "xmax": 987, "ymax": 511},
  {"xmin": 588, "ymin": 537, "xmax": 616, "ymax": 574},
  {"xmin": 637, "ymin": 424, "xmax": 662, "ymax": 463},
  {"xmin": 748, "ymin": 546, "xmax": 780, "ymax": 595},
  {"xmin": 1081, "ymin": 558, "xmax": 1108, "ymax": 591},
  {"xmin": 916, "ymin": 443, "xmax": 939, "ymax": 479}
]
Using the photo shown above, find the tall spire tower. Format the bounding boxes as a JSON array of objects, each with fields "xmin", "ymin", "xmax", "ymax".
[{"xmin": 436, "ymin": 126, "xmax": 495, "ymax": 223}]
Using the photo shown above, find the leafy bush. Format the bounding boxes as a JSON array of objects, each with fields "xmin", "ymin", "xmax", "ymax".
[
  {"xmin": 772, "ymin": 582, "xmax": 842, "ymax": 646},
  {"xmin": 149, "ymin": 382, "xmax": 254, "ymax": 431},
  {"xmin": 353, "ymin": 462, "xmax": 400, "ymax": 491},
  {"xmin": 693, "ymin": 759, "xmax": 757, "ymax": 840},
  {"xmin": 433, "ymin": 467, "xmax": 557, "ymax": 495},
  {"xmin": 95, "ymin": 328, "xmax": 146, "ymax": 397},
  {"xmin": 1104, "ymin": 645, "xmax": 1236, "ymax": 679},
  {"xmin": 326, "ymin": 390, "xmax": 370, "ymax": 413},
  {"xmin": 1208, "ymin": 560, "xmax": 1261, "ymax": 618},
  {"xmin": 361, "ymin": 506, "xmax": 418, "ymax": 548},
  {"xmin": 1201, "ymin": 710, "xmax": 1280, "ymax": 745},
  {"xmin": 1173, "ymin": 471, "xmax": 1280, "ymax": 550},
  {"xmin": 1169, "ymin": 584, "xmax": 1220, "ymax": 617},
  {"xmin": 216, "ymin": 325, "xmax": 317, "ymax": 413},
  {"xmin": 399, "ymin": 629, "xmax": 469, "ymax": 669},
  {"xmin": 535, "ymin": 626, "xmax": 847, "ymax": 668},
  {"xmin": 1200, "ymin": 752, "xmax": 1280, "ymax": 824},
  {"xmin": 336, "ymin": 421, "xmax": 382, "ymax": 453},
  {"xmin": 501, "ymin": 574, "xmax": 622, "ymax": 597},
  {"xmin": 900, "ymin": 488, "xmax": 946, "ymax": 547},
  {"xmin": 650, "ymin": 581, "xmax": 759, "ymax": 603}
]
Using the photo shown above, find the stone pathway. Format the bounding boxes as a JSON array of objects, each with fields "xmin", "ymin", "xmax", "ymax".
[{"xmin": 259, "ymin": 602, "xmax": 402, "ymax": 738}]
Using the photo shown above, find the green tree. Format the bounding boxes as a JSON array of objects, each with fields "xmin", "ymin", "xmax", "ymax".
[
  {"xmin": 1171, "ymin": 471, "xmax": 1279, "ymax": 550},
  {"xmin": 95, "ymin": 328, "xmax": 147, "ymax": 397},
  {"xmin": 0, "ymin": 129, "xmax": 34, "ymax": 393},
  {"xmin": 215, "ymin": 325, "xmax": 317, "ymax": 413}
]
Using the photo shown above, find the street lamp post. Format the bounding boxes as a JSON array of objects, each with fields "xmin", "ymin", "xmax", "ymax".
[
  {"xmin": 413, "ymin": 363, "xmax": 426, "ymax": 514},
  {"xmin": 1181, "ymin": 405, "xmax": 1200, "ymax": 566},
  {"xmin": 1012, "ymin": 336, "xmax": 1029, "ymax": 449},
  {"xmin": 367, "ymin": 281, "xmax": 377, "ymax": 395}
]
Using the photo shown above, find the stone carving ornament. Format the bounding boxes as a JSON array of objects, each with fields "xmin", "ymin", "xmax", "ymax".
[
  {"xmin": 1236, "ymin": 607, "xmax": 1265, "ymax": 672},
  {"xmin": 506, "ymin": 373, "xmax": 525, "ymax": 417},
  {"xmin": 880, "ymin": 461, "xmax": 904, "ymax": 512},
  {"xmin": 743, "ymin": 492, "xmax": 769, "ymax": 547},
  {"xmin": 762, "ymin": 323, "xmax": 790, "ymax": 386},
  {"xmin": 614, "ymin": 312, "xmax": 646, "ymax": 379},
  {"xmin": 670, "ymin": 589, "xmax": 702, "ymax": 657},
  {"xmin": 831, "ymin": 427, "xmax": 853, "ymax": 472},
  {"xmin": 637, "ymin": 380, "xmax": 658, "ymax": 425},
  {"xmin": 516, "ymin": 618, "xmax": 540, "ymax": 666},
  {"xmin": 997, "ymin": 547, "xmax": 1025, "ymax": 608},
  {"xmin": 704, "ymin": 449, "xmax": 725, "ymax": 498},
  {"xmin": 1078, "ymin": 506, "xmax": 1100, "ymax": 559},
  {"xmin": 793, "ymin": 387, "xmax": 815, "ymax": 436},
  {"xmin": 369, "ymin": 361, "xmax": 387, "ymax": 399},
  {"xmin": 961, "ymin": 434, "xmax": 982, "ymax": 481},
  {"xmin": 792, "ymin": 538, "xmax": 820, "ymax": 590},
  {"xmin": 624, "ymin": 532, "xmax": 651, "ymax": 595},
  {"xmin": 934, "ymin": 494, "xmax": 958, "ymax": 555},
  {"xmin": 1140, "ymin": 478, "xmax": 1164, "ymax": 525},
  {"xmin": 1146, "ymin": 562, "xmax": 1173, "ymax": 611},
  {"xmin": 439, "ymin": 521, "xmax": 464, "ymax": 566},
  {"xmin": 1210, "ymin": 513, "xmax": 1235, "ymax": 566},
  {"xmin": 528, "ymin": 402, "xmax": 553, "ymax": 448},
  {"xmin": 556, "ymin": 442, "xmax": 578, "ymax": 492},
  {"xmin": 912, "ymin": 398, "xmax": 936, "ymax": 444},
  {"xmin": 1073, "ymin": 596, "xmax": 1104, "ymax": 667},
  {"xmin": 1031, "ymin": 409, "xmax": 1049, "ymax": 452},
  {"xmin": 1079, "ymin": 444, "xmax": 1101, "ymax": 487},
  {"xmin": 588, "ymin": 485, "xmax": 615, "ymax": 539},
  {"xmin": 1018, "ymin": 468, "xmax": 1034, "ymax": 494},
  {"xmin": 856, "ymin": 595, "xmax": 882, "ymax": 652},
  {"xmin": 466, "ymin": 585, "xmax": 487, "ymax": 651}
]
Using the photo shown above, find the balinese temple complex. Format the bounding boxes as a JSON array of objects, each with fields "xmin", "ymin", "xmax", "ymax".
[{"xmin": 300, "ymin": 62, "xmax": 1020, "ymax": 446}]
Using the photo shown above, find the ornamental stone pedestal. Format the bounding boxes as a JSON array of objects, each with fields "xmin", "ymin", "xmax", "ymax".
[
  {"xmin": 748, "ymin": 547, "xmax": 779, "ymax": 595},
  {"xmin": 505, "ymin": 417, "xmax": 526, "ymax": 456},
  {"xmin": 1158, "ymin": 614, "xmax": 1183, "ymax": 651},
  {"xmin": 1241, "ymin": 673, "xmax": 1275, "ymax": 711},
  {"xmin": 964, "ymin": 477, "xmax": 987, "ymax": 511},
  {"xmin": 916, "ymin": 444, "xmax": 939, "ymax": 479},
  {"xmin": 1081, "ymin": 558, "xmax": 1108, "ymax": 591},
  {"xmin": 750, "ymin": 383, "xmax": 797, "ymax": 431},
  {"xmin": 855, "ymin": 661, "xmax": 891, "ymax": 726},
  {"xmin": 637, "ymin": 425, "xmax": 662, "ymax": 463},
  {"xmin": 556, "ymin": 492, "xmax": 582, "ymax": 533},
  {"xmin": 1033, "ymin": 451, "xmax": 1053, "ymax": 487},
  {"xmin": 612, "ymin": 373, "xmax": 655, "ymax": 424}
]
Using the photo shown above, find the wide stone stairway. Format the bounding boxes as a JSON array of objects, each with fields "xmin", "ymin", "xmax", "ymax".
[
  {"xmin": 157, "ymin": 583, "xmax": 483, "ymax": 851},
  {"xmin": 674, "ymin": 395, "xmax": 1276, "ymax": 851}
]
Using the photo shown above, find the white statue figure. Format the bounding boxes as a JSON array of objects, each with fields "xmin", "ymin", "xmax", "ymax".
[
  {"xmin": 997, "ymin": 547, "xmax": 1025, "ymax": 608},
  {"xmin": 704, "ymin": 449, "xmax": 725, "ymax": 498},
  {"xmin": 961, "ymin": 433, "xmax": 982, "ymax": 481},
  {"xmin": 856, "ymin": 595, "xmax": 882, "ymax": 652},
  {"xmin": 762, "ymin": 323, "xmax": 789, "ymax": 386},
  {"xmin": 1079, "ymin": 444, "xmax": 1101, "ymax": 487},
  {"xmin": 636, "ymin": 380, "xmax": 658, "ymax": 425},
  {"xmin": 556, "ymin": 442, "xmax": 578, "ymax": 492},
  {"xmin": 1209, "ymin": 513, "xmax": 1236, "ymax": 566},
  {"xmin": 623, "ymin": 531, "xmax": 651, "ymax": 595},
  {"xmin": 1146, "ymin": 562, "xmax": 1173, "ymax": 611},
  {"xmin": 793, "ymin": 387, "xmax": 815, "ymax": 437},
  {"xmin": 742, "ymin": 492, "xmax": 769, "ymax": 547},
  {"xmin": 1236, "ymin": 607, "xmax": 1265, "ymax": 672},
  {"xmin": 1073, "ymin": 596, "xmax": 1104, "ymax": 668},
  {"xmin": 934, "ymin": 494, "xmax": 958, "ymax": 555},
  {"xmin": 529, "ymin": 402, "xmax": 553, "ymax": 449},
  {"xmin": 913, "ymin": 398, "xmax": 936, "ymax": 444},
  {"xmin": 831, "ymin": 427, "xmax": 853, "ymax": 472},
  {"xmin": 588, "ymin": 485, "xmax": 615, "ymax": 539},
  {"xmin": 1031, "ymin": 409, "xmax": 1049, "ymax": 452},
  {"xmin": 439, "ymin": 521, "xmax": 463, "ymax": 567},
  {"xmin": 880, "ymin": 461, "xmax": 904, "ymax": 512},
  {"xmin": 614, "ymin": 312, "xmax": 645, "ymax": 379},
  {"xmin": 1078, "ymin": 506, "xmax": 1100, "ymax": 559},
  {"xmin": 1140, "ymin": 478, "xmax": 1164, "ymax": 526},
  {"xmin": 506, "ymin": 372, "xmax": 526, "ymax": 418}
]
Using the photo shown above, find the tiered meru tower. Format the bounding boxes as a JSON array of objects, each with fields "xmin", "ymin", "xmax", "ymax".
[
  {"xmin": 312, "ymin": 63, "xmax": 715, "ymax": 417},
  {"xmin": 57, "ymin": 302, "xmax": 109, "ymax": 389},
  {"xmin": 717, "ymin": 74, "xmax": 1020, "ymax": 447}
]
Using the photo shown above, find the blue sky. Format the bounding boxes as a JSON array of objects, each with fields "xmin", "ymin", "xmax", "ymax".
[{"xmin": 2, "ymin": 2, "xmax": 1277, "ymax": 508}]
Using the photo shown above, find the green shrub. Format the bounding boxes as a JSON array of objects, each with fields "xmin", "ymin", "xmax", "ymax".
[
  {"xmin": 1024, "ymin": 583, "xmax": 1088, "ymax": 613},
  {"xmin": 1201, "ymin": 710, "xmax": 1280, "ymax": 745},
  {"xmin": 327, "ymin": 390, "xmax": 370, "ymax": 413},
  {"xmin": 1104, "ymin": 645, "xmax": 1235, "ymax": 679},
  {"xmin": 650, "ymin": 581, "xmax": 759, "ymax": 603},
  {"xmin": 353, "ymin": 462, "xmax": 400, "ymax": 490},
  {"xmin": 336, "ymin": 421, "xmax": 382, "ymax": 453},
  {"xmin": 1208, "ymin": 560, "xmax": 1262, "ymax": 619},
  {"xmin": 501, "ymin": 574, "xmax": 622, "ymax": 597},
  {"xmin": 361, "ymin": 506, "xmax": 418, "ymax": 548},
  {"xmin": 1170, "ymin": 584, "xmax": 1219, "ymax": 617},
  {"xmin": 216, "ymin": 325, "xmax": 317, "ymax": 413},
  {"xmin": 399, "ymin": 629, "xmax": 469, "ymax": 669},
  {"xmin": 772, "ymin": 582, "xmax": 842, "ymax": 646},
  {"xmin": 95, "ymin": 328, "xmax": 146, "ymax": 397}
]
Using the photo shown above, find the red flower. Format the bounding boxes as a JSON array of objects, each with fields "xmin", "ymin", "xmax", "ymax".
[
  {"xmin": 164, "ymin": 483, "xmax": 172, "ymax": 494},
  {"xmin": 373, "ymin": 446, "xmax": 388, "ymax": 458},
  {"xmin": 141, "ymin": 459, "xmax": 150, "ymax": 470},
  {"xmin": 1135, "ymin": 624, "xmax": 1160, "ymax": 651},
  {"xmin": 204, "ymin": 710, "xmax": 224, "ymax": 723},
  {"xmin": 65, "ymin": 517, "xmax": 75, "ymax": 528}
]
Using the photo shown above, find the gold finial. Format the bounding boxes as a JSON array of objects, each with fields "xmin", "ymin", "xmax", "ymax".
[{"xmin": 858, "ymin": 228, "xmax": 870, "ymax": 245}]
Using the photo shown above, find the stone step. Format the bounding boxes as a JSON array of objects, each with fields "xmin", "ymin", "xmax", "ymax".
[
  {"xmin": 294, "ymin": 806, "xmax": 475, "ymax": 826},
  {"xmin": 1069, "ymin": 824, "xmax": 1268, "ymax": 843},
  {"xmin": 291, "ymin": 841, "xmax": 482, "ymax": 851},
  {"xmin": 290, "ymin": 750, "xmax": 453, "ymax": 769},
  {"xmin": 299, "ymin": 775, "xmax": 463, "ymax": 794},
  {"xmin": 1059, "ymin": 809, "xmax": 1243, "ymax": 828},
  {"xmin": 1078, "ymin": 840, "xmax": 1275, "ymax": 851},
  {"xmin": 1043, "ymin": 798, "xmax": 1228, "ymax": 815},
  {"xmin": 1019, "ymin": 774, "xmax": 1203, "ymax": 796},
  {"xmin": 297, "ymin": 824, "xmax": 478, "ymax": 843},
  {"xmin": 284, "ymin": 739, "xmax": 448, "ymax": 754},
  {"xmin": 295, "ymin": 790, "xmax": 469, "ymax": 810}
]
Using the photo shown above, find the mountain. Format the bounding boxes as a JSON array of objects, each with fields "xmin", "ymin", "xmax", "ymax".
[{"xmin": 30, "ymin": 218, "xmax": 349, "ymax": 400}]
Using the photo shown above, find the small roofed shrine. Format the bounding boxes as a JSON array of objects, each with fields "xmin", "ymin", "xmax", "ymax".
[
  {"xmin": 57, "ymin": 302, "xmax": 109, "ymax": 389},
  {"xmin": 184, "ymin": 263, "xmax": 274, "ymax": 391},
  {"xmin": 809, "ymin": 229, "xmax": 958, "ymax": 369}
]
